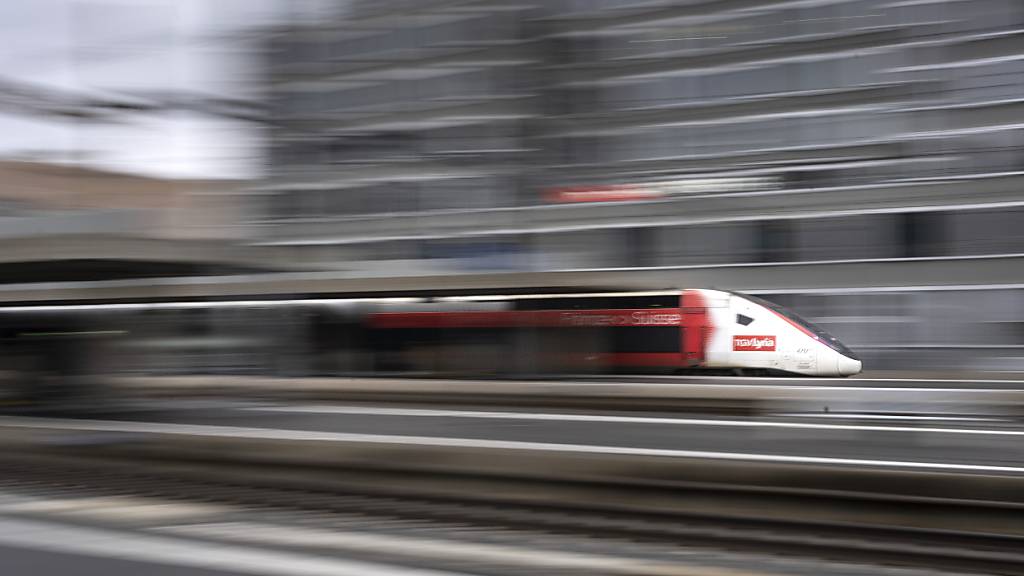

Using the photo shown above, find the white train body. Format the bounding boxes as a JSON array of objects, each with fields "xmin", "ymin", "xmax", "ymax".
[
  {"xmin": 698, "ymin": 289, "xmax": 862, "ymax": 377},
  {"xmin": 0, "ymin": 288, "xmax": 862, "ymax": 379}
]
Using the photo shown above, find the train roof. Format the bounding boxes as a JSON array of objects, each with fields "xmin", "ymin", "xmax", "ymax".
[{"xmin": 0, "ymin": 289, "xmax": 691, "ymax": 313}]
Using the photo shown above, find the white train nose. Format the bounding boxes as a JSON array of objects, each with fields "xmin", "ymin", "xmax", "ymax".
[{"xmin": 837, "ymin": 355, "xmax": 862, "ymax": 376}]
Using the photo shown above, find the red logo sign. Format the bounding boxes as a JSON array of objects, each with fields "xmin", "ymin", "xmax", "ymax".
[
  {"xmin": 733, "ymin": 335, "xmax": 776, "ymax": 351},
  {"xmin": 546, "ymin": 185, "xmax": 661, "ymax": 203}
]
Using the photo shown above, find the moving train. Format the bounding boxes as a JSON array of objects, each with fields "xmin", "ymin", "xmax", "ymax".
[
  {"xmin": 363, "ymin": 289, "xmax": 861, "ymax": 377},
  {"xmin": 0, "ymin": 289, "xmax": 860, "ymax": 405}
]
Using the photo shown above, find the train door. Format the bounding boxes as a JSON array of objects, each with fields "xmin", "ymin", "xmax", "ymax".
[
  {"xmin": 680, "ymin": 291, "xmax": 730, "ymax": 369},
  {"xmin": 680, "ymin": 290, "xmax": 710, "ymax": 367}
]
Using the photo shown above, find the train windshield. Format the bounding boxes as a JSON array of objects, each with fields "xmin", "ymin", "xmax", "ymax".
[{"xmin": 739, "ymin": 294, "xmax": 859, "ymax": 360}]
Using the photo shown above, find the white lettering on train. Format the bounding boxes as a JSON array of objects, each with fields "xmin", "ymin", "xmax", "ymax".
[
  {"xmin": 559, "ymin": 311, "xmax": 681, "ymax": 326},
  {"xmin": 733, "ymin": 335, "xmax": 777, "ymax": 351}
]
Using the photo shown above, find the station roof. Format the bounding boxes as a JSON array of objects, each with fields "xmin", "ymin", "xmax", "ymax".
[{"xmin": 0, "ymin": 234, "xmax": 290, "ymax": 285}]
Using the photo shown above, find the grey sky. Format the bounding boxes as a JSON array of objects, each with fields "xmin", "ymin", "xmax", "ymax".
[{"xmin": 0, "ymin": 0, "xmax": 301, "ymax": 179}]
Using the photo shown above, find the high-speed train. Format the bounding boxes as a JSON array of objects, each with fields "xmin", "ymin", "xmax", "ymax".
[
  {"xmin": 364, "ymin": 288, "xmax": 861, "ymax": 377},
  {"xmin": 0, "ymin": 289, "xmax": 861, "ymax": 399}
]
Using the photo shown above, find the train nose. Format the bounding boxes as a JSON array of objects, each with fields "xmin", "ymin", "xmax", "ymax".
[{"xmin": 836, "ymin": 355, "xmax": 862, "ymax": 376}]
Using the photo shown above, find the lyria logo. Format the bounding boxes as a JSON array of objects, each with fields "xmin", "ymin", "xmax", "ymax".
[{"xmin": 733, "ymin": 335, "xmax": 776, "ymax": 351}]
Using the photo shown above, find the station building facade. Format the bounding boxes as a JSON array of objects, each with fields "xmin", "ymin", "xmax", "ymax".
[{"xmin": 253, "ymin": 0, "xmax": 1024, "ymax": 370}]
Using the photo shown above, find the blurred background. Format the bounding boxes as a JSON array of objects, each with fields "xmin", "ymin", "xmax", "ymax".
[
  {"xmin": 2, "ymin": 0, "xmax": 1024, "ymax": 374},
  {"xmin": 5, "ymin": 4, "xmax": 1024, "ymax": 576}
]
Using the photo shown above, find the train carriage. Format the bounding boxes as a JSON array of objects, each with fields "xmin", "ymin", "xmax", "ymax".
[
  {"xmin": 0, "ymin": 288, "xmax": 862, "ymax": 409},
  {"xmin": 364, "ymin": 289, "xmax": 861, "ymax": 377}
]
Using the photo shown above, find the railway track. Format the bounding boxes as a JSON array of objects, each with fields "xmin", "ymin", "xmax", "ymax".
[
  {"xmin": 114, "ymin": 374, "xmax": 1024, "ymax": 419},
  {"xmin": 0, "ymin": 445, "xmax": 1021, "ymax": 576}
]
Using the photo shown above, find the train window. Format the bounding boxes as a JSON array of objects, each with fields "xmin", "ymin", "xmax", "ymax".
[{"xmin": 736, "ymin": 314, "xmax": 754, "ymax": 326}]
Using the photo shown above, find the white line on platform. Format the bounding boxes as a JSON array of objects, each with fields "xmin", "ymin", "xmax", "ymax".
[
  {"xmin": 158, "ymin": 521, "xmax": 748, "ymax": 576},
  {"xmin": 591, "ymin": 374, "xmax": 1024, "ymax": 385},
  {"xmin": 0, "ymin": 516, "xmax": 470, "ymax": 576},
  {"xmin": 1, "ymin": 416, "xmax": 1023, "ymax": 474},
  {"xmin": 607, "ymin": 384, "xmax": 1016, "ymax": 393},
  {"xmin": 245, "ymin": 405, "xmax": 1024, "ymax": 436},
  {"xmin": 124, "ymin": 375, "xmax": 1024, "ymax": 394},
  {"xmin": 777, "ymin": 413, "xmax": 1004, "ymax": 422}
]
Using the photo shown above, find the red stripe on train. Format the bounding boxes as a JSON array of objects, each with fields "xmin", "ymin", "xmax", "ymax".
[
  {"xmin": 680, "ymin": 290, "xmax": 712, "ymax": 368},
  {"xmin": 602, "ymin": 352, "xmax": 685, "ymax": 367},
  {"xmin": 765, "ymin": 309, "xmax": 818, "ymax": 341},
  {"xmin": 539, "ymin": 352, "xmax": 684, "ymax": 367}
]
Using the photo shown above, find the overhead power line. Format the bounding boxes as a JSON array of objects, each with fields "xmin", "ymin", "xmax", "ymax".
[{"xmin": 0, "ymin": 76, "xmax": 267, "ymax": 124}]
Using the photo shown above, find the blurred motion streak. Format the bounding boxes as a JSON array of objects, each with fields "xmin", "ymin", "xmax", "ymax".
[
  {"xmin": 3, "ymin": 4, "xmax": 1024, "ymax": 576},
  {"xmin": 0, "ymin": 0, "xmax": 1023, "ymax": 385}
]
